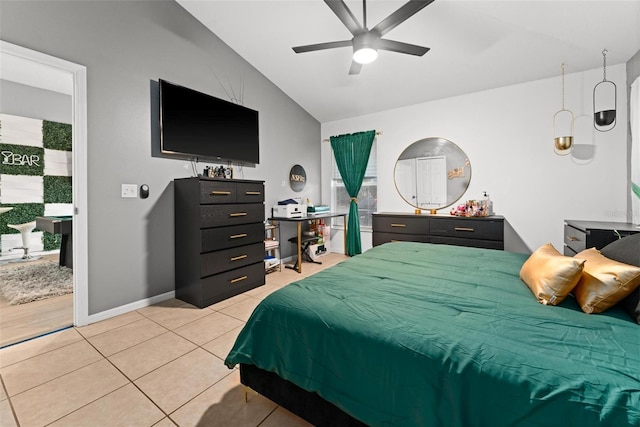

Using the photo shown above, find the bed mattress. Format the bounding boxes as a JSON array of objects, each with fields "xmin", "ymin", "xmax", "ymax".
[{"xmin": 225, "ymin": 242, "xmax": 640, "ymax": 426}]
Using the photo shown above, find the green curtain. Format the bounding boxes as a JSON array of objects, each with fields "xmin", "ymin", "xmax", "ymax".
[{"xmin": 330, "ymin": 130, "xmax": 375, "ymax": 256}]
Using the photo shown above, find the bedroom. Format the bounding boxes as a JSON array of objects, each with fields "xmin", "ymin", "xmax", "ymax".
[{"xmin": 0, "ymin": 0, "xmax": 639, "ymax": 426}]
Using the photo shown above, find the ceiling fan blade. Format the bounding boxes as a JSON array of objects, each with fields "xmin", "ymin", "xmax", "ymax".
[
  {"xmin": 292, "ymin": 40, "xmax": 352, "ymax": 54},
  {"xmin": 372, "ymin": 0, "xmax": 434, "ymax": 37},
  {"xmin": 378, "ymin": 39, "xmax": 430, "ymax": 56},
  {"xmin": 348, "ymin": 61, "xmax": 363, "ymax": 75},
  {"xmin": 324, "ymin": 0, "xmax": 363, "ymax": 36}
]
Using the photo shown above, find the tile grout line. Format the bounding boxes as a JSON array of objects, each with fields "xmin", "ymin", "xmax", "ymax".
[
  {"xmin": 0, "ymin": 332, "xmax": 82, "ymax": 370},
  {"xmin": 256, "ymin": 405, "xmax": 281, "ymax": 427},
  {"xmin": 74, "ymin": 331, "xmax": 171, "ymax": 424},
  {"xmin": 0, "ymin": 374, "xmax": 21, "ymax": 427},
  {"xmin": 1, "ymin": 341, "xmax": 105, "ymax": 400},
  {"xmin": 3, "ymin": 256, "xmax": 346, "ymax": 427},
  {"xmin": 164, "ymin": 367, "xmax": 239, "ymax": 424}
]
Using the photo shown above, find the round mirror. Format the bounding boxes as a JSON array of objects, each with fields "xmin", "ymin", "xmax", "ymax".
[{"xmin": 394, "ymin": 137, "xmax": 471, "ymax": 212}]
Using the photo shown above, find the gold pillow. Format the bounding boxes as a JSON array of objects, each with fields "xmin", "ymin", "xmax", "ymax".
[
  {"xmin": 520, "ymin": 243, "xmax": 585, "ymax": 305},
  {"xmin": 573, "ymin": 248, "xmax": 640, "ymax": 314}
]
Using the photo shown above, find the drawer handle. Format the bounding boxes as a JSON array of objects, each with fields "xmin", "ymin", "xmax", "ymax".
[
  {"xmin": 230, "ymin": 275, "xmax": 248, "ymax": 284},
  {"xmin": 230, "ymin": 254, "xmax": 248, "ymax": 261},
  {"xmin": 454, "ymin": 227, "xmax": 474, "ymax": 232},
  {"xmin": 230, "ymin": 233, "xmax": 248, "ymax": 239},
  {"xmin": 245, "ymin": 191, "xmax": 261, "ymax": 195},
  {"xmin": 391, "ymin": 223, "xmax": 406, "ymax": 227},
  {"xmin": 230, "ymin": 212, "xmax": 248, "ymax": 217},
  {"xmin": 211, "ymin": 191, "xmax": 231, "ymax": 196},
  {"xmin": 567, "ymin": 236, "xmax": 579, "ymax": 241}
]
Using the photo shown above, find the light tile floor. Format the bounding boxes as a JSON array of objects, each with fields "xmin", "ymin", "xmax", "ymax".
[{"xmin": 0, "ymin": 254, "xmax": 347, "ymax": 427}]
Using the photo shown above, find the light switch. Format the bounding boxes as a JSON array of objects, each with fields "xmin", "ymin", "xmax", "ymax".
[{"xmin": 121, "ymin": 184, "xmax": 137, "ymax": 198}]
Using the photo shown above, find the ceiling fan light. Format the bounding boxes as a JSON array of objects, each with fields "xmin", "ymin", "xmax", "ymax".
[{"xmin": 353, "ymin": 47, "xmax": 378, "ymax": 64}]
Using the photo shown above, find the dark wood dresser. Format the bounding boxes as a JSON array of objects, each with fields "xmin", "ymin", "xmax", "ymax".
[
  {"xmin": 174, "ymin": 177, "xmax": 265, "ymax": 308},
  {"xmin": 563, "ymin": 219, "xmax": 640, "ymax": 256},
  {"xmin": 372, "ymin": 213, "xmax": 504, "ymax": 250}
]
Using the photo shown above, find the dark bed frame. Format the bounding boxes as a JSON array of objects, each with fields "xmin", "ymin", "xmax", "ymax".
[{"xmin": 240, "ymin": 363, "xmax": 367, "ymax": 426}]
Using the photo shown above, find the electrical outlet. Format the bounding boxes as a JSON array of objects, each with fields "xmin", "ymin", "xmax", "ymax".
[{"xmin": 121, "ymin": 184, "xmax": 137, "ymax": 198}]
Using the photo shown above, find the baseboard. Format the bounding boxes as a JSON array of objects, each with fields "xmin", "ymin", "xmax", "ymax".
[{"xmin": 86, "ymin": 290, "xmax": 175, "ymax": 325}]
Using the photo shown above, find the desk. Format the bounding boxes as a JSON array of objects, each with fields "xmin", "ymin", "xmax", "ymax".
[
  {"xmin": 36, "ymin": 216, "xmax": 73, "ymax": 269},
  {"xmin": 270, "ymin": 212, "xmax": 347, "ymax": 273}
]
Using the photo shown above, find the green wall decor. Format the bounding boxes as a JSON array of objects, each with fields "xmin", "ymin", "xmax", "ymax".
[
  {"xmin": 0, "ymin": 143, "xmax": 45, "ymax": 176},
  {"xmin": 0, "ymin": 114, "xmax": 72, "ymax": 256},
  {"xmin": 0, "ymin": 203, "xmax": 44, "ymax": 235},
  {"xmin": 44, "ymin": 176, "xmax": 73, "ymax": 204},
  {"xmin": 42, "ymin": 120, "xmax": 72, "ymax": 151}
]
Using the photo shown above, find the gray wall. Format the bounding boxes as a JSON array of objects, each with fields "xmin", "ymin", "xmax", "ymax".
[{"xmin": 0, "ymin": 1, "xmax": 321, "ymax": 315}]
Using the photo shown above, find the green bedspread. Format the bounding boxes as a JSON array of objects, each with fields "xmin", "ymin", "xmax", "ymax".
[{"xmin": 225, "ymin": 242, "xmax": 640, "ymax": 426}]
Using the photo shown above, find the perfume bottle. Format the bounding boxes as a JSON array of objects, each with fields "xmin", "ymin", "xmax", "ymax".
[{"xmin": 483, "ymin": 191, "xmax": 493, "ymax": 216}]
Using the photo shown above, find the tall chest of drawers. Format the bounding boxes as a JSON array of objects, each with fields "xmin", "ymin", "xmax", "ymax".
[
  {"xmin": 373, "ymin": 213, "xmax": 504, "ymax": 250},
  {"xmin": 174, "ymin": 177, "xmax": 265, "ymax": 308},
  {"xmin": 563, "ymin": 220, "xmax": 640, "ymax": 256}
]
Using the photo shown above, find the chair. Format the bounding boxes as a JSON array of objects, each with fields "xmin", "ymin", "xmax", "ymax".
[{"xmin": 7, "ymin": 221, "xmax": 40, "ymax": 261}]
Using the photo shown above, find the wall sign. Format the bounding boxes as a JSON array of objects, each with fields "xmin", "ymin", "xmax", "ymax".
[
  {"xmin": 2, "ymin": 150, "xmax": 41, "ymax": 167},
  {"xmin": 289, "ymin": 164, "xmax": 306, "ymax": 192}
]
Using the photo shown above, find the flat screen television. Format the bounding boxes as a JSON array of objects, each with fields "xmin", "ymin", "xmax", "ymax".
[{"xmin": 159, "ymin": 79, "xmax": 259, "ymax": 164}]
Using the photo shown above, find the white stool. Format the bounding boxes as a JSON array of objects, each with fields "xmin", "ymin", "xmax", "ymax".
[{"xmin": 7, "ymin": 221, "xmax": 40, "ymax": 261}]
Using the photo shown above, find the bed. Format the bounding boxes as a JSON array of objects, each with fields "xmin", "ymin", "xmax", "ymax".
[{"xmin": 225, "ymin": 242, "xmax": 640, "ymax": 426}]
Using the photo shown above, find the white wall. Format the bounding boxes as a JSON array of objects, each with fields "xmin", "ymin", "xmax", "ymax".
[{"xmin": 322, "ymin": 64, "xmax": 628, "ymax": 254}]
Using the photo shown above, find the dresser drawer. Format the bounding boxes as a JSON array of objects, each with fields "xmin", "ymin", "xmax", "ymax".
[
  {"xmin": 372, "ymin": 215, "xmax": 428, "ymax": 235},
  {"xmin": 430, "ymin": 218, "xmax": 503, "ymax": 241},
  {"xmin": 431, "ymin": 236, "xmax": 503, "ymax": 250},
  {"xmin": 564, "ymin": 224, "xmax": 586, "ymax": 254},
  {"xmin": 373, "ymin": 232, "xmax": 430, "ymax": 246},
  {"xmin": 201, "ymin": 242, "xmax": 264, "ymax": 277},
  {"xmin": 201, "ymin": 222, "xmax": 264, "ymax": 252},
  {"xmin": 200, "ymin": 203, "xmax": 264, "ymax": 228},
  {"xmin": 237, "ymin": 182, "xmax": 265, "ymax": 203},
  {"xmin": 201, "ymin": 262, "xmax": 265, "ymax": 304},
  {"xmin": 199, "ymin": 180, "xmax": 238, "ymax": 204}
]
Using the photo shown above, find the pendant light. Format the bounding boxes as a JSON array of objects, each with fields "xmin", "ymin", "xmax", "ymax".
[
  {"xmin": 593, "ymin": 49, "xmax": 616, "ymax": 131},
  {"xmin": 553, "ymin": 63, "xmax": 574, "ymax": 155}
]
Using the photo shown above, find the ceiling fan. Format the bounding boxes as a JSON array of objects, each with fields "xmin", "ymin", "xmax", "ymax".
[{"xmin": 292, "ymin": 0, "xmax": 434, "ymax": 75}]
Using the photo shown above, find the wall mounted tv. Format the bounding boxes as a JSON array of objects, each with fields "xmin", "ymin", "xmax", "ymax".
[{"xmin": 159, "ymin": 79, "xmax": 259, "ymax": 164}]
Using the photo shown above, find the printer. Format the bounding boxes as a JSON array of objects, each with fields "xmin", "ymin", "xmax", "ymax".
[{"xmin": 272, "ymin": 204, "xmax": 306, "ymax": 219}]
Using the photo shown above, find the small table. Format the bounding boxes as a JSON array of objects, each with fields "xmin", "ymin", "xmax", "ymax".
[
  {"xmin": 270, "ymin": 212, "xmax": 347, "ymax": 273},
  {"xmin": 35, "ymin": 216, "xmax": 73, "ymax": 269}
]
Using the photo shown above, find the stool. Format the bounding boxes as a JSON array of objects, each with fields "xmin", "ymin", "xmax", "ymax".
[
  {"xmin": 7, "ymin": 221, "xmax": 40, "ymax": 261},
  {"xmin": 286, "ymin": 236, "xmax": 321, "ymax": 271}
]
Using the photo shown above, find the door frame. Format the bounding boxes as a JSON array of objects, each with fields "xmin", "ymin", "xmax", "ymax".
[{"xmin": 1, "ymin": 40, "xmax": 89, "ymax": 326}]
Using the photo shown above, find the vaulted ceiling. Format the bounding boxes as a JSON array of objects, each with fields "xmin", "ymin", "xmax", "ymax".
[{"xmin": 182, "ymin": 1, "xmax": 639, "ymax": 122}]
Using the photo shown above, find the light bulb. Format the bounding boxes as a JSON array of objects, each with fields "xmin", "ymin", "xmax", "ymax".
[{"xmin": 353, "ymin": 48, "xmax": 378, "ymax": 64}]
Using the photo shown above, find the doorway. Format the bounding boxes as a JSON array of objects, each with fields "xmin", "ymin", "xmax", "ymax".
[{"xmin": 0, "ymin": 41, "xmax": 88, "ymax": 347}]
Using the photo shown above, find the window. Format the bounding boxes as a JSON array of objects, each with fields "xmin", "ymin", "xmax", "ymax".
[{"xmin": 330, "ymin": 141, "xmax": 377, "ymax": 229}]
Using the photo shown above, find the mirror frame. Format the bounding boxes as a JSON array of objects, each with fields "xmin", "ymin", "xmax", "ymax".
[{"xmin": 393, "ymin": 137, "xmax": 472, "ymax": 213}]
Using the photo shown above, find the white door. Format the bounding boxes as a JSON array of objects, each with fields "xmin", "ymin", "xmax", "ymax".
[{"xmin": 416, "ymin": 156, "xmax": 446, "ymax": 209}]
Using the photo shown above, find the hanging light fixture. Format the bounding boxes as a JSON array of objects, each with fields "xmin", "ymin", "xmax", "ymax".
[
  {"xmin": 553, "ymin": 63, "xmax": 574, "ymax": 155},
  {"xmin": 593, "ymin": 49, "xmax": 617, "ymax": 131},
  {"xmin": 353, "ymin": 32, "xmax": 379, "ymax": 64}
]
